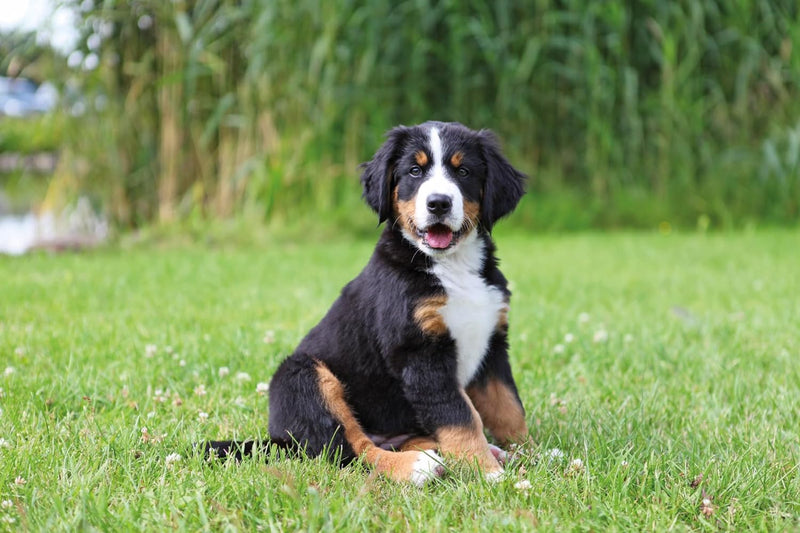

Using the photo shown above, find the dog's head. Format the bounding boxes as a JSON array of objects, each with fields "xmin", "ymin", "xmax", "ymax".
[{"xmin": 361, "ymin": 121, "xmax": 526, "ymax": 256}]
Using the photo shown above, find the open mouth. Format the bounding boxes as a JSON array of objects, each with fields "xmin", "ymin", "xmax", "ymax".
[{"xmin": 418, "ymin": 223, "xmax": 461, "ymax": 250}]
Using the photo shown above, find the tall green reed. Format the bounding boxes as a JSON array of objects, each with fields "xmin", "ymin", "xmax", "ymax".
[{"xmin": 57, "ymin": 0, "xmax": 799, "ymax": 229}]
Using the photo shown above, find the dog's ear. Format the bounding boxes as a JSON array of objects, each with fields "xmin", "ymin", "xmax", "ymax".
[
  {"xmin": 360, "ymin": 126, "xmax": 410, "ymax": 224},
  {"xmin": 478, "ymin": 130, "xmax": 526, "ymax": 231}
]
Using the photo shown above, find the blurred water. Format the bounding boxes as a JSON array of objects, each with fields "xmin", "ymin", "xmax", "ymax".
[
  {"xmin": 0, "ymin": 212, "xmax": 43, "ymax": 255},
  {"xmin": 0, "ymin": 198, "xmax": 108, "ymax": 255}
]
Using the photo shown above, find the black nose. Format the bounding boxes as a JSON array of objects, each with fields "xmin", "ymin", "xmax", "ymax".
[{"xmin": 427, "ymin": 194, "xmax": 452, "ymax": 216}]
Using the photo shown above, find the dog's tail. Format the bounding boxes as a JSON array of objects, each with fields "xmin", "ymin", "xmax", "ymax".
[{"xmin": 202, "ymin": 437, "xmax": 296, "ymax": 461}]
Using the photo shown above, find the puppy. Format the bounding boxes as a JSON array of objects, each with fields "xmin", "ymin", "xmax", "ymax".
[{"xmin": 207, "ymin": 121, "xmax": 528, "ymax": 485}]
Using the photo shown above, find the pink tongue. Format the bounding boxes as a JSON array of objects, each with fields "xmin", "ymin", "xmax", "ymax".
[{"xmin": 425, "ymin": 226, "xmax": 453, "ymax": 249}]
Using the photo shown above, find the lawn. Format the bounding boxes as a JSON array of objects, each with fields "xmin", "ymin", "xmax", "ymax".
[{"xmin": 1, "ymin": 229, "xmax": 798, "ymax": 531}]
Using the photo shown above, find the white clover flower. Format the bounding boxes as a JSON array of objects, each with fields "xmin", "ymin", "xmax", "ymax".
[
  {"xmin": 514, "ymin": 479, "xmax": 532, "ymax": 491},
  {"xmin": 140, "ymin": 426, "xmax": 165, "ymax": 443},
  {"xmin": 194, "ymin": 384, "xmax": 207, "ymax": 396},
  {"xmin": 701, "ymin": 496, "xmax": 715, "ymax": 517},
  {"xmin": 592, "ymin": 329, "xmax": 608, "ymax": 343},
  {"xmin": 1, "ymin": 516, "xmax": 15, "ymax": 525},
  {"xmin": 145, "ymin": 344, "xmax": 157, "ymax": 358},
  {"xmin": 218, "ymin": 366, "xmax": 230, "ymax": 378},
  {"xmin": 256, "ymin": 382, "xmax": 270, "ymax": 395},
  {"xmin": 165, "ymin": 453, "xmax": 182, "ymax": 465},
  {"xmin": 14, "ymin": 476, "xmax": 26, "ymax": 486},
  {"xmin": 235, "ymin": 372, "xmax": 251, "ymax": 382},
  {"xmin": 165, "ymin": 346, "xmax": 173, "ymax": 354},
  {"xmin": 263, "ymin": 330, "xmax": 276, "ymax": 344},
  {"xmin": 0, "ymin": 438, "xmax": 9, "ymax": 448},
  {"xmin": 14, "ymin": 347, "xmax": 24, "ymax": 356},
  {"xmin": 3, "ymin": 367, "xmax": 15, "ymax": 377},
  {"xmin": 564, "ymin": 333, "xmax": 575, "ymax": 344},
  {"xmin": 578, "ymin": 312, "xmax": 590, "ymax": 324},
  {"xmin": 547, "ymin": 448, "xmax": 565, "ymax": 460},
  {"xmin": 0, "ymin": 499, "xmax": 11, "ymax": 509},
  {"xmin": 553, "ymin": 344, "xmax": 565, "ymax": 354},
  {"xmin": 179, "ymin": 359, "xmax": 186, "ymax": 367},
  {"xmin": 568, "ymin": 458, "xmax": 586, "ymax": 475},
  {"xmin": 198, "ymin": 411, "xmax": 209, "ymax": 421}
]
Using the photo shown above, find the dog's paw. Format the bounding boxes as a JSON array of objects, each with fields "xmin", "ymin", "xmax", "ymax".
[
  {"xmin": 484, "ymin": 468, "xmax": 505, "ymax": 483},
  {"xmin": 488, "ymin": 444, "xmax": 508, "ymax": 465},
  {"xmin": 409, "ymin": 451, "xmax": 445, "ymax": 487}
]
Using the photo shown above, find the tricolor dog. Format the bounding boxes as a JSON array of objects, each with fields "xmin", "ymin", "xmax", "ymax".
[{"xmin": 207, "ymin": 121, "xmax": 528, "ymax": 485}]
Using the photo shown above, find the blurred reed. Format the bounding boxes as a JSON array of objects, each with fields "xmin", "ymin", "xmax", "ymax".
[{"xmin": 58, "ymin": 0, "xmax": 799, "ymax": 229}]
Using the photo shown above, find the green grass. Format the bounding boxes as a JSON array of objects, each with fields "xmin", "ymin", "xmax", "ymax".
[{"xmin": 1, "ymin": 229, "xmax": 799, "ymax": 530}]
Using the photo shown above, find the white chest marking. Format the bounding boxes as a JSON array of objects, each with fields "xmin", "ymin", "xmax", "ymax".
[{"xmin": 430, "ymin": 232, "xmax": 505, "ymax": 386}]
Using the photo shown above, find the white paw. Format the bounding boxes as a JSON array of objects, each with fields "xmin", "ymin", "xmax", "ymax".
[
  {"xmin": 409, "ymin": 451, "xmax": 445, "ymax": 487},
  {"xmin": 488, "ymin": 444, "xmax": 508, "ymax": 465},
  {"xmin": 484, "ymin": 468, "xmax": 505, "ymax": 483}
]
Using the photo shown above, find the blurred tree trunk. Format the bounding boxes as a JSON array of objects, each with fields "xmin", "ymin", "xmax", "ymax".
[
  {"xmin": 216, "ymin": 125, "xmax": 236, "ymax": 217},
  {"xmin": 157, "ymin": 26, "xmax": 182, "ymax": 223}
]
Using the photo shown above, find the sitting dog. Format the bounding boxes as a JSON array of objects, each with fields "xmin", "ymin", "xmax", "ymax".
[{"xmin": 207, "ymin": 121, "xmax": 528, "ymax": 485}]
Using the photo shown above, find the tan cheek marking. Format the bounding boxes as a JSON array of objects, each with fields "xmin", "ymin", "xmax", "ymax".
[
  {"xmin": 466, "ymin": 378, "xmax": 528, "ymax": 445},
  {"xmin": 394, "ymin": 188, "xmax": 418, "ymax": 237},
  {"xmin": 414, "ymin": 295, "xmax": 448, "ymax": 336},
  {"xmin": 316, "ymin": 361, "xmax": 437, "ymax": 483},
  {"xmin": 415, "ymin": 150, "xmax": 428, "ymax": 166},
  {"xmin": 463, "ymin": 199, "xmax": 480, "ymax": 229},
  {"xmin": 496, "ymin": 304, "xmax": 509, "ymax": 332},
  {"xmin": 450, "ymin": 151, "xmax": 463, "ymax": 167},
  {"xmin": 436, "ymin": 390, "xmax": 501, "ymax": 472}
]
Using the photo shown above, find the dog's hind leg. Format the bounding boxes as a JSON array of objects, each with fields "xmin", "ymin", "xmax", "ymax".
[
  {"xmin": 398, "ymin": 436, "xmax": 439, "ymax": 452},
  {"xmin": 314, "ymin": 361, "xmax": 444, "ymax": 486}
]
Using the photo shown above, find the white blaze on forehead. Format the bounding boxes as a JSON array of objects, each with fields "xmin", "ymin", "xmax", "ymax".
[
  {"xmin": 430, "ymin": 126, "xmax": 444, "ymax": 166},
  {"xmin": 415, "ymin": 127, "xmax": 464, "ymax": 231}
]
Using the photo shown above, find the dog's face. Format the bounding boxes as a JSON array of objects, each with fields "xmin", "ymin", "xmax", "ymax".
[{"xmin": 361, "ymin": 122, "xmax": 526, "ymax": 256}]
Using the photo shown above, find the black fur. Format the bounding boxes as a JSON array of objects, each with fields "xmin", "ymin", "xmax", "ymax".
[
  {"xmin": 360, "ymin": 126, "xmax": 410, "ymax": 223},
  {"xmin": 205, "ymin": 122, "xmax": 527, "ymax": 468},
  {"xmin": 477, "ymin": 129, "xmax": 526, "ymax": 230}
]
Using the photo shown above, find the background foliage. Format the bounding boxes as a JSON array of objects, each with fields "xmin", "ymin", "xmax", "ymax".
[{"xmin": 8, "ymin": 0, "xmax": 800, "ymax": 229}]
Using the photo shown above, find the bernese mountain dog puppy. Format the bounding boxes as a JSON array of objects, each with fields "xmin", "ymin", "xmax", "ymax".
[{"xmin": 207, "ymin": 121, "xmax": 528, "ymax": 485}]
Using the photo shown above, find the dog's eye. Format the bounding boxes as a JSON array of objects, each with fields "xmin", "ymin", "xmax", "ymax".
[
  {"xmin": 457, "ymin": 167, "xmax": 469, "ymax": 177},
  {"xmin": 409, "ymin": 166, "xmax": 422, "ymax": 177}
]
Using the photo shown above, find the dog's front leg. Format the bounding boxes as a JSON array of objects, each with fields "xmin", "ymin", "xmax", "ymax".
[
  {"xmin": 401, "ymin": 354, "xmax": 503, "ymax": 479},
  {"xmin": 435, "ymin": 389, "xmax": 505, "ymax": 480},
  {"xmin": 466, "ymin": 333, "xmax": 529, "ymax": 446}
]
